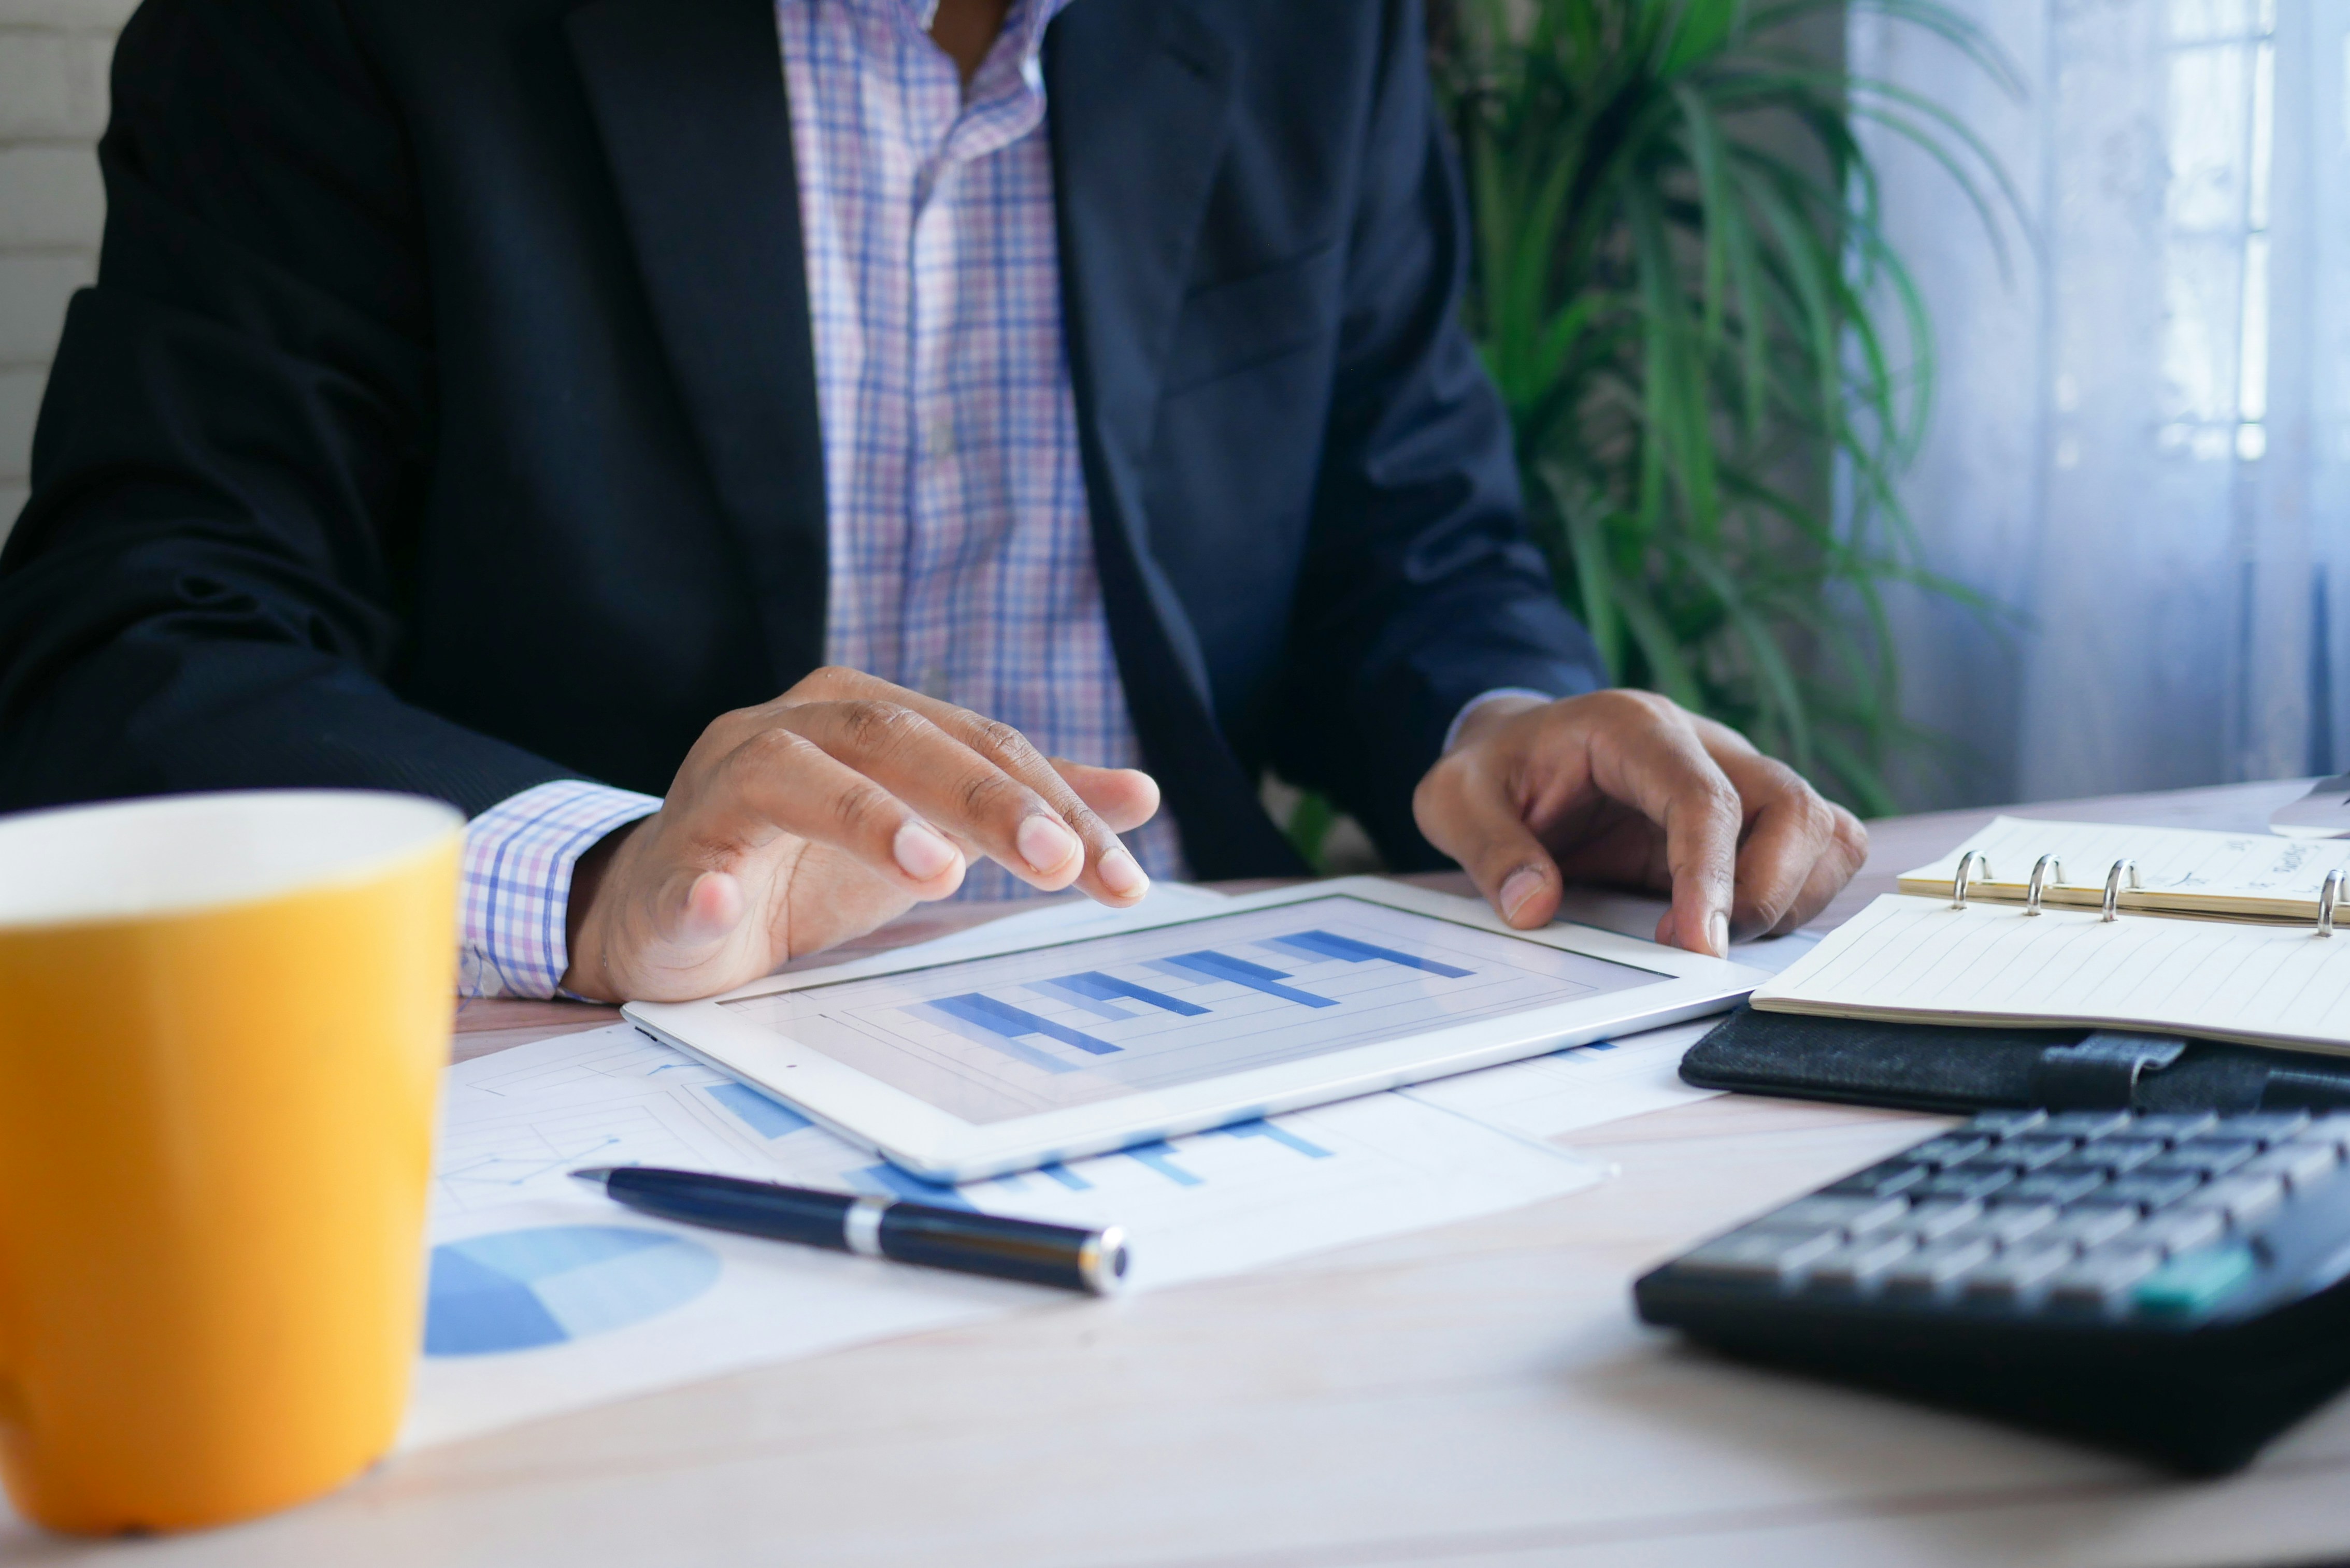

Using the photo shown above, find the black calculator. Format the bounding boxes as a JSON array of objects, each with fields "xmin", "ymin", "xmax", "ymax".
[{"xmin": 1635, "ymin": 1109, "xmax": 2350, "ymax": 1472}]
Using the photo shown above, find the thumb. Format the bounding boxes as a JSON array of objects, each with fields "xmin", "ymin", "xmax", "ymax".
[
  {"xmin": 648, "ymin": 865, "xmax": 747, "ymax": 953},
  {"xmin": 1414, "ymin": 763, "xmax": 1563, "ymax": 930}
]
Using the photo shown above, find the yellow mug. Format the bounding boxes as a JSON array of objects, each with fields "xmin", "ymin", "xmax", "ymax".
[{"xmin": 0, "ymin": 790, "xmax": 461, "ymax": 1533}]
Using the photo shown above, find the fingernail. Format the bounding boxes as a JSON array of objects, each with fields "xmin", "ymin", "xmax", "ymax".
[
  {"xmin": 1499, "ymin": 868, "xmax": 1546, "ymax": 922},
  {"xmin": 893, "ymin": 821, "xmax": 961, "ymax": 881},
  {"xmin": 1016, "ymin": 815, "xmax": 1082, "ymax": 875},
  {"xmin": 1708, "ymin": 911, "xmax": 1730, "ymax": 957},
  {"xmin": 1096, "ymin": 846, "xmax": 1148, "ymax": 898}
]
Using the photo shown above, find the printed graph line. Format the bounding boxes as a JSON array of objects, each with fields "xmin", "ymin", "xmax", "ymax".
[
  {"xmin": 1212, "ymin": 1118, "xmax": 1334, "ymax": 1159},
  {"xmin": 1122, "ymin": 1141, "xmax": 1205, "ymax": 1186},
  {"xmin": 440, "ymin": 1133, "xmax": 625, "ymax": 1190},
  {"xmin": 1158, "ymin": 951, "xmax": 1337, "ymax": 1008},
  {"xmin": 1264, "ymin": 929, "xmax": 1473, "ymax": 979}
]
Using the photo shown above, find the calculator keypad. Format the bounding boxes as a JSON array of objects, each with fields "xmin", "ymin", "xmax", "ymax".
[{"xmin": 1671, "ymin": 1110, "xmax": 2350, "ymax": 1317}]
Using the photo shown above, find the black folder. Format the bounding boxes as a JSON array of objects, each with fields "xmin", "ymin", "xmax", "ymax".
[{"xmin": 1680, "ymin": 1005, "xmax": 2350, "ymax": 1116}]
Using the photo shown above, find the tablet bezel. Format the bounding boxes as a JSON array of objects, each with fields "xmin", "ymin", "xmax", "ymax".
[{"xmin": 624, "ymin": 876, "xmax": 1764, "ymax": 1182}]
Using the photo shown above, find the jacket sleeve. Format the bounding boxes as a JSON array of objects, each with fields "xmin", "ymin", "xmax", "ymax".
[
  {"xmin": 0, "ymin": 0, "xmax": 575, "ymax": 814},
  {"xmin": 1267, "ymin": 0, "xmax": 1604, "ymax": 869}
]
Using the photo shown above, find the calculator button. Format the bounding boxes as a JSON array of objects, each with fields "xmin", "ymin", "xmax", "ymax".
[
  {"xmin": 1962, "ymin": 1110, "xmax": 2048, "ymax": 1138},
  {"xmin": 1903, "ymin": 1199, "xmax": 1984, "ymax": 1241},
  {"xmin": 1823, "ymin": 1160, "xmax": 1931, "ymax": 1198},
  {"xmin": 1941, "ymin": 1204, "xmax": 2061, "ymax": 1248},
  {"xmin": 2127, "ymin": 1113, "xmax": 2220, "ymax": 1142},
  {"xmin": 2179, "ymin": 1174, "xmax": 2287, "ymax": 1227},
  {"xmin": 2240, "ymin": 1142, "xmax": 2342, "ymax": 1190},
  {"xmin": 2034, "ymin": 1206, "xmax": 2140, "ymax": 1249},
  {"xmin": 1959, "ymin": 1244, "xmax": 2076, "ymax": 1302},
  {"xmin": 2040, "ymin": 1112, "xmax": 2134, "ymax": 1139},
  {"xmin": 1675, "ymin": 1229, "xmax": 1843, "ymax": 1284},
  {"xmin": 1907, "ymin": 1135, "xmax": 1994, "ymax": 1167},
  {"xmin": 2068, "ymin": 1139, "xmax": 2166, "ymax": 1173},
  {"xmin": 1999, "ymin": 1170, "xmax": 2108, "ymax": 1206},
  {"xmin": 1753, "ymin": 1195, "xmax": 1911, "ymax": 1236},
  {"xmin": 2123, "ymin": 1208, "xmax": 2228, "ymax": 1257},
  {"xmin": 2294, "ymin": 1114, "xmax": 2350, "ymax": 1154},
  {"xmin": 1996, "ymin": 1137, "xmax": 2080, "ymax": 1171},
  {"xmin": 1805, "ymin": 1234, "xmax": 1918, "ymax": 1290},
  {"xmin": 1915, "ymin": 1164, "xmax": 2017, "ymax": 1200},
  {"xmin": 2132, "ymin": 1243, "xmax": 2257, "ymax": 1317},
  {"xmin": 1882, "ymin": 1238, "xmax": 1997, "ymax": 1294},
  {"xmin": 2142, "ymin": 1140, "xmax": 2258, "ymax": 1178},
  {"xmin": 2212, "ymin": 1111, "xmax": 2310, "ymax": 1144},
  {"xmin": 2082, "ymin": 1172, "xmax": 2204, "ymax": 1211},
  {"xmin": 2046, "ymin": 1248, "xmax": 2164, "ymax": 1309}
]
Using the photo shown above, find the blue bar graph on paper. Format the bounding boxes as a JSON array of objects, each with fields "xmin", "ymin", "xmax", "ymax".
[
  {"xmin": 1212, "ymin": 1117, "xmax": 1333, "ymax": 1158},
  {"xmin": 1036, "ymin": 971, "xmax": 1210, "ymax": 1018},
  {"xmin": 1158, "ymin": 951, "xmax": 1337, "ymax": 1008},
  {"xmin": 926, "ymin": 993, "xmax": 1122, "ymax": 1058},
  {"xmin": 851, "ymin": 1163, "xmax": 976, "ymax": 1212},
  {"xmin": 1121, "ymin": 1140, "xmax": 1205, "ymax": 1186},
  {"xmin": 704, "ymin": 1081, "xmax": 813, "ymax": 1139},
  {"xmin": 1264, "ymin": 929, "xmax": 1473, "ymax": 979}
]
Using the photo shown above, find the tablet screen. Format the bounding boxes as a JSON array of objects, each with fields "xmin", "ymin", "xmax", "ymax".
[{"xmin": 719, "ymin": 896, "xmax": 1667, "ymax": 1125}]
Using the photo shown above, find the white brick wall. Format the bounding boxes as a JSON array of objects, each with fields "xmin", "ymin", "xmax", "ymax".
[{"xmin": 0, "ymin": 0, "xmax": 128, "ymax": 537}]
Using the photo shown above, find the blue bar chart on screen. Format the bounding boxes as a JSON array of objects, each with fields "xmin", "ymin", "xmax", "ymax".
[{"xmin": 716, "ymin": 896, "xmax": 1668, "ymax": 1125}]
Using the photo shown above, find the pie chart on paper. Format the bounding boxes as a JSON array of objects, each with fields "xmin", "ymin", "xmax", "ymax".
[{"xmin": 424, "ymin": 1225, "xmax": 722, "ymax": 1356}]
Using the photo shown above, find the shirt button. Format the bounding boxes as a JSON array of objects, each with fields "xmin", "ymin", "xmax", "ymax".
[
  {"xmin": 923, "ymin": 420, "xmax": 955, "ymax": 459},
  {"xmin": 915, "ymin": 667, "xmax": 951, "ymax": 701}
]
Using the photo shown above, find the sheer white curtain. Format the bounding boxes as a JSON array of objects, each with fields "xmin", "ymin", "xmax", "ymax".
[{"xmin": 1853, "ymin": 0, "xmax": 2350, "ymax": 808}]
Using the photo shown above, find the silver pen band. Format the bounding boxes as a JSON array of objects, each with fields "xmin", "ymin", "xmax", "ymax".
[
  {"xmin": 1078, "ymin": 1224, "xmax": 1130, "ymax": 1295},
  {"xmin": 843, "ymin": 1196, "xmax": 890, "ymax": 1258}
]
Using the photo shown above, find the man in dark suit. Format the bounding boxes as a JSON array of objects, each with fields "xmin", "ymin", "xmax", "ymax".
[{"xmin": 0, "ymin": 0, "xmax": 1864, "ymax": 1001}]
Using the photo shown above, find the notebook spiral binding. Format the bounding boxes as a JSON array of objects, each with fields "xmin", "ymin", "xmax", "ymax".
[{"xmin": 1948, "ymin": 857, "xmax": 2348, "ymax": 937}]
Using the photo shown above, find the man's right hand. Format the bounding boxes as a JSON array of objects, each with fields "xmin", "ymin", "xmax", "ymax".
[{"xmin": 559, "ymin": 667, "xmax": 1160, "ymax": 1003}]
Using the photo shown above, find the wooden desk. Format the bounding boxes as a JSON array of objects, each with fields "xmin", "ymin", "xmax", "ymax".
[{"xmin": 13, "ymin": 779, "xmax": 2348, "ymax": 1568}]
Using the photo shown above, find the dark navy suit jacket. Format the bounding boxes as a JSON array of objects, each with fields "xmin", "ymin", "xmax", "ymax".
[{"xmin": 0, "ymin": 0, "xmax": 1602, "ymax": 876}]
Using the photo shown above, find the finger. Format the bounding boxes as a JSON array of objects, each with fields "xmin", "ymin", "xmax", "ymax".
[
  {"xmin": 686, "ymin": 724, "xmax": 969, "ymax": 900},
  {"xmin": 1577, "ymin": 705, "xmax": 1739, "ymax": 957},
  {"xmin": 1053, "ymin": 760, "xmax": 1161, "ymax": 834},
  {"xmin": 1412, "ymin": 756, "xmax": 1565, "ymax": 929},
  {"xmin": 893, "ymin": 699, "xmax": 1148, "ymax": 905},
  {"xmin": 782, "ymin": 700, "xmax": 1095, "ymax": 892},
  {"xmin": 1770, "ymin": 805, "xmax": 1869, "ymax": 934},
  {"xmin": 781, "ymin": 669, "xmax": 1147, "ymax": 905},
  {"xmin": 1708, "ymin": 748, "xmax": 1840, "ymax": 939}
]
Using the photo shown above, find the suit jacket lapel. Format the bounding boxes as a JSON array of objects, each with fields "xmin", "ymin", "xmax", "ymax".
[
  {"xmin": 1048, "ymin": 2, "xmax": 1306, "ymax": 877},
  {"xmin": 567, "ymin": 0, "xmax": 826, "ymax": 686}
]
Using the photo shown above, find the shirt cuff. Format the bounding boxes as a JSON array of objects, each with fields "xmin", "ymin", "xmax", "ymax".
[
  {"xmin": 458, "ymin": 779, "xmax": 662, "ymax": 1000},
  {"xmin": 1442, "ymin": 688, "xmax": 1558, "ymax": 754}
]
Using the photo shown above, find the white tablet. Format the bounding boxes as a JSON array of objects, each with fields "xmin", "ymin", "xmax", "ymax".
[{"xmin": 624, "ymin": 876, "xmax": 1766, "ymax": 1183}]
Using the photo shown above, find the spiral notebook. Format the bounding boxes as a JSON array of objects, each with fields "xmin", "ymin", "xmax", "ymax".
[{"xmin": 1751, "ymin": 817, "xmax": 2350, "ymax": 1056}]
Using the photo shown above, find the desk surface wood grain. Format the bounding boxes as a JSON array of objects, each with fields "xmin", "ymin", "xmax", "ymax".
[{"xmin": 10, "ymin": 778, "xmax": 2346, "ymax": 1568}]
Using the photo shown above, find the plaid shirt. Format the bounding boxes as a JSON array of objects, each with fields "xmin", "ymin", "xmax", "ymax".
[
  {"xmin": 456, "ymin": 0, "xmax": 1545, "ymax": 999},
  {"xmin": 457, "ymin": 0, "xmax": 1176, "ymax": 998}
]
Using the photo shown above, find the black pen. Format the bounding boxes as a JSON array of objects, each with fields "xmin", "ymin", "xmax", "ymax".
[{"xmin": 569, "ymin": 1166, "xmax": 1129, "ymax": 1294}]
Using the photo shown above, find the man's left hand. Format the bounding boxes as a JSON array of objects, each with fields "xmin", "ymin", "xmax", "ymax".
[{"xmin": 1413, "ymin": 691, "xmax": 1868, "ymax": 957}]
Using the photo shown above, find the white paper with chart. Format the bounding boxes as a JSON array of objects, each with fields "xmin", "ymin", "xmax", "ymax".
[
  {"xmin": 403, "ymin": 886, "xmax": 1815, "ymax": 1448},
  {"xmin": 404, "ymin": 1019, "xmax": 1606, "ymax": 1448}
]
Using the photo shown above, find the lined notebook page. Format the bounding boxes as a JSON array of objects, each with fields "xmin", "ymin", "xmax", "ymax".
[
  {"xmin": 1897, "ymin": 816, "xmax": 2350, "ymax": 917},
  {"xmin": 1752, "ymin": 895, "xmax": 2350, "ymax": 1054}
]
